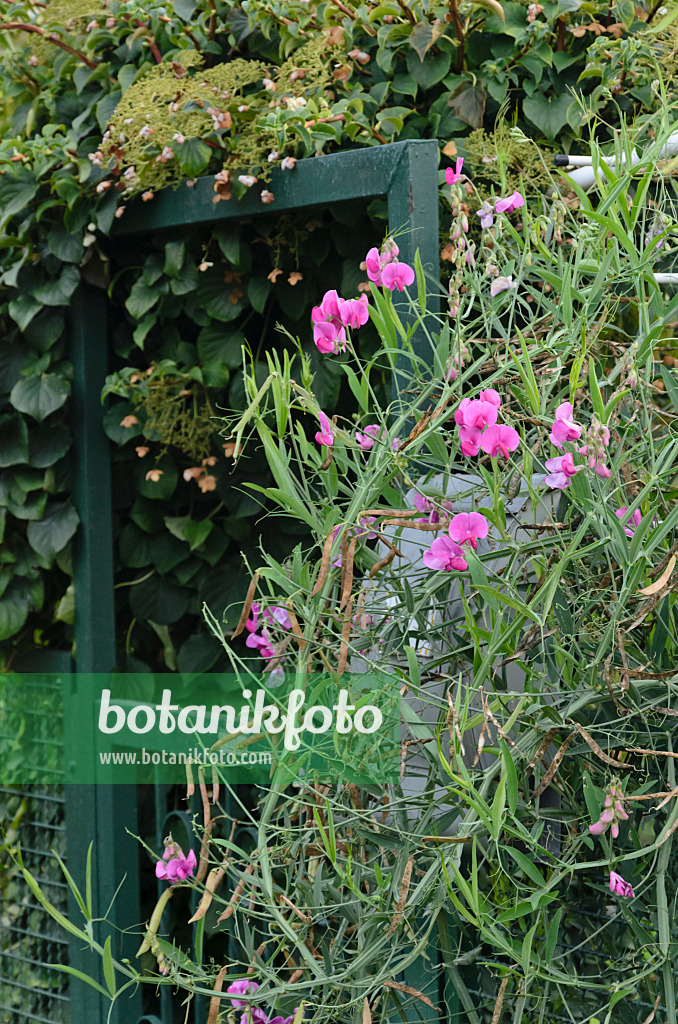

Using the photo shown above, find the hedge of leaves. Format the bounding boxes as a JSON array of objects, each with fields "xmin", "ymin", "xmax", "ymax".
[{"xmin": 0, "ymin": 0, "xmax": 676, "ymax": 666}]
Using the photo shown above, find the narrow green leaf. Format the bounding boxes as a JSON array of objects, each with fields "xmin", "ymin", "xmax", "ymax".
[
  {"xmin": 48, "ymin": 964, "xmax": 111, "ymax": 999},
  {"xmin": 545, "ymin": 906, "xmax": 563, "ymax": 961},
  {"xmin": 414, "ymin": 248, "xmax": 427, "ymax": 316},
  {"xmin": 103, "ymin": 935, "xmax": 117, "ymax": 995},
  {"xmin": 500, "ymin": 739, "xmax": 518, "ymax": 816}
]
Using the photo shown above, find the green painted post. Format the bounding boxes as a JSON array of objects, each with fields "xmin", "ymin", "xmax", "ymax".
[{"xmin": 67, "ymin": 284, "xmax": 142, "ymax": 1024}]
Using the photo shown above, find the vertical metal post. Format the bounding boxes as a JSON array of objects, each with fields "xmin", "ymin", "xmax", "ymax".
[
  {"xmin": 67, "ymin": 284, "xmax": 142, "ymax": 1024},
  {"xmin": 387, "ymin": 140, "xmax": 441, "ymax": 406}
]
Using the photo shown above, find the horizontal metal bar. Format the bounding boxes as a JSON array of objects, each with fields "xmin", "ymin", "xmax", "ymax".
[
  {"xmin": 0, "ymin": 1003, "xmax": 69, "ymax": 1024},
  {"xmin": 0, "ymin": 976, "xmax": 69, "ymax": 1001},
  {"xmin": 112, "ymin": 140, "xmax": 438, "ymax": 235}
]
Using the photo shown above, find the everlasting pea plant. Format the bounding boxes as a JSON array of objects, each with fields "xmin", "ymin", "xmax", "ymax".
[{"xmin": 17, "ymin": 133, "xmax": 678, "ymax": 1024}]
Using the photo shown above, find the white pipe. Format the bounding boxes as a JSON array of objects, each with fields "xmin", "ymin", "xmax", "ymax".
[
  {"xmin": 561, "ymin": 131, "xmax": 678, "ymax": 190},
  {"xmin": 653, "ymin": 273, "xmax": 678, "ymax": 284}
]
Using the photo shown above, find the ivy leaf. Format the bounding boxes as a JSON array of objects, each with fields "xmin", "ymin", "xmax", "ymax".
[
  {"xmin": 197, "ymin": 272, "xmax": 246, "ymax": 322},
  {"xmin": 126, "ymin": 277, "xmax": 167, "ymax": 319},
  {"xmin": 8, "ymin": 294, "xmax": 42, "ymax": 332},
  {"xmin": 448, "ymin": 81, "xmax": 487, "ymax": 129},
  {"xmin": 177, "ymin": 632, "xmax": 221, "ymax": 673},
  {"xmin": 407, "ymin": 48, "xmax": 451, "ymax": 88},
  {"xmin": 10, "ymin": 374, "xmax": 71, "ymax": 422},
  {"xmin": 28, "ymin": 423, "xmax": 71, "ymax": 468},
  {"xmin": 0, "ymin": 170, "xmax": 39, "ymax": 224},
  {"xmin": 247, "ymin": 277, "xmax": 271, "ymax": 314},
  {"xmin": 0, "ymin": 414, "xmax": 29, "ymax": 467},
  {"xmin": 27, "ymin": 501, "xmax": 79, "ymax": 561},
  {"xmin": 522, "ymin": 93, "xmax": 573, "ymax": 139},
  {"xmin": 128, "ymin": 573, "xmax": 191, "ymax": 625},
  {"xmin": 177, "ymin": 138, "xmax": 212, "ymax": 178},
  {"xmin": 0, "ymin": 581, "xmax": 31, "ymax": 640},
  {"xmin": 33, "ymin": 266, "xmax": 80, "ymax": 306},
  {"xmin": 164, "ymin": 241, "xmax": 185, "ymax": 278},
  {"xmin": 24, "ymin": 310, "xmax": 65, "ymax": 352},
  {"xmin": 184, "ymin": 520, "xmax": 213, "ymax": 551},
  {"xmin": 409, "ymin": 21, "xmax": 433, "ymax": 61},
  {"xmin": 47, "ymin": 225, "xmax": 84, "ymax": 264},
  {"xmin": 197, "ymin": 327, "xmax": 244, "ymax": 386}
]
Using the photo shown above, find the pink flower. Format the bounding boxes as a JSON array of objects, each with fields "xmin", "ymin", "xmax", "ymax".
[
  {"xmin": 448, "ymin": 512, "xmax": 489, "ymax": 550},
  {"xmin": 227, "ymin": 979, "xmax": 260, "ymax": 1008},
  {"xmin": 495, "ymin": 191, "xmax": 525, "ymax": 213},
  {"xmin": 578, "ymin": 446, "xmax": 612, "ymax": 478},
  {"xmin": 454, "ymin": 397, "xmax": 499, "ymax": 431},
  {"xmin": 589, "ymin": 781, "xmax": 629, "ymax": 839},
  {"xmin": 245, "ymin": 602, "xmax": 260, "ymax": 633},
  {"xmin": 356, "ymin": 424, "xmax": 384, "ymax": 450},
  {"xmin": 245, "ymin": 631, "xmax": 275, "ymax": 660},
  {"xmin": 459, "ymin": 425, "xmax": 483, "ymax": 457},
  {"xmin": 477, "ymin": 202, "xmax": 494, "ymax": 229},
  {"xmin": 490, "ymin": 275, "xmax": 516, "ymax": 297},
  {"xmin": 315, "ymin": 412, "xmax": 335, "ymax": 447},
  {"xmin": 479, "ymin": 424, "xmax": 520, "ymax": 459},
  {"xmin": 311, "ymin": 290, "xmax": 348, "ymax": 353},
  {"xmin": 339, "ymin": 295, "xmax": 369, "ymax": 329},
  {"xmin": 156, "ymin": 847, "xmax": 197, "ymax": 882},
  {"xmin": 544, "ymin": 452, "xmax": 582, "ymax": 489},
  {"xmin": 479, "ymin": 388, "xmax": 501, "ymax": 409},
  {"xmin": 264, "ymin": 605, "xmax": 291, "ymax": 630},
  {"xmin": 445, "ymin": 157, "xmax": 464, "ymax": 185},
  {"xmin": 422, "ymin": 535, "xmax": 468, "ymax": 572},
  {"xmin": 313, "ymin": 320, "xmax": 346, "ymax": 354},
  {"xmin": 365, "ymin": 242, "xmax": 399, "ymax": 286},
  {"xmin": 550, "ymin": 402, "xmax": 582, "ymax": 448},
  {"xmin": 615, "ymin": 507, "xmax": 642, "ymax": 537},
  {"xmin": 381, "ymin": 261, "xmax": 415, "ymax": 292},
  {"xmin": 609, "ymin": 871, "xmax": 634, "ymax": 898}
]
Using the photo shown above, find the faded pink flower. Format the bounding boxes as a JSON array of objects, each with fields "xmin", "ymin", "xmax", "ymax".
[
  {"xmin": 120, "ymin": 414, "xmax": 139, "ymax": 428},
  {"xmin": 609, "ymin": 871, "xmax": 634, "ymax": 898},
  {"xmin": 381, "ymin": 261, "xmax": 415, "ymax": 292},
  {"xmin": 495, "ymin": 191, "xmax": 525, "ymax": 213},
  {"xmin": 315, "ymin": 412, "xmax": 335, "ymax": 447},
  {"xmin": 490, "ymin": 275, "xmax": 516, "ymax": 297},
  {"xmin": 615, "ymin": 507, "xmax": 642, "ymax": 537},
  {"xmin": 448, "ymin": 512, "xmax": 489, "ymax": 550},
  {"xmin": 479, "ymin": 424, "xmax": 520, "ymax": 459},
  {"xmin": 550, "ymin": 402, "xmax": 583, "ymax": 448},
  {"xmin": 544, "ymin": 452, "xmax": 582, "ymax": 489},
  {"xmin": 145, "ymin": 468, "xmax": 164, "ymax": 482},
  {"xmin": 423, "ymin": 535, "xmax": 468, "ymax": 572}
]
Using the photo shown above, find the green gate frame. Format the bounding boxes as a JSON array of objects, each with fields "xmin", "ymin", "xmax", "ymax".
[{"xmin": 54, "ymin": 138, "xmax": 442, "ymax": 1024}]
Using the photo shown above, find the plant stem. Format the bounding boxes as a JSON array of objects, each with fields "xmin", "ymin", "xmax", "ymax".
[
  {"xmin": 0, "ymin": 22, "xmax": 98, "ymax": 68},
  {"xmin": 447, "ymin": 0, "xmax": 465, "ymax": 73}
]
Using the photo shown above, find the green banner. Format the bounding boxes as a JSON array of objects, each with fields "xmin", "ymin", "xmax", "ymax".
[{"xmin": 0, "ymin": 671, "xmax": 400, "ymax": 785}]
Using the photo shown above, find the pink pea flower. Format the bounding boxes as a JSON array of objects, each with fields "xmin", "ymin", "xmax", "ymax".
[
  {"xmin": 156, "ymin": 846, "xmax": 197, "ymax": 882},
  {"xmin": 578, "ymin": 446, "xmax": 612, "ymax": 478},
  {"xmin": 315, "ymin": 412, "xmax": 335, "ymax": 447},
  {"xmin": 446, "ymin": 354, "xmax": 464, "ymax": 381},
  {"xmin": 245, "ymin": 630, "xmax": 276, "ymax": 659},
  {"xmin": 479, "ymin": 388, "xmax": 501, "ymax": 409},
  {"xmin": 459, "ymin": 425, "xmax": 483, "ymax": 457},
  {"xmin": 589, "ymin": 781, "xmax": 629, "ymax": 839},
  {"xmin": 477, "ymin": 202, "xmax": 494, "ymax": 230},
  {"xmin": 448, "ymin": 512, "xmax": 489, "ymax": 550},
  {"xmin": 495, "ymin": 191, "xmax": 525, "ymax": 213},
  {"xmin": 382, "ymin": 261, "xmax": 415, "ymax": 292},
  {"xmin": 445, "ymin": 157, "xmax": 464, "ymax": 185},
  {"xmin": 245, "ymin": 602, "xmax": 260, "ymax": 633},
  {"xmin": 356, "ymin": 424, "xmax": 384, "ymax": 451},
  {"xmin": 263, "ymin": 605, "xmax": 291, "ymax": 630},
  {"xmin": 479, "ymin": 424, "xmax": 520, "ymax": 459},
  {"xmin": 423, "ymin": 535, "xmax": 468, "ymax": 572},
  {"xmin": 544, "ymin": 452, "xmax": 582, "ymax": 489},
  {"xmin": 455, "ymin": 397, "xmax": 499, "ymax": 431},
  {"xmin": 339, "ymin": 295, "xmax": 369, "ymax": 329},
  {"xmin": 609, "ymin": 871, "xmax": 634, "ymax": 898},
  {"xmin": 311, "ymin": 288, "xmax": 342, "ymax": 322},
  {"xmin": 313, "ymin": 320, "xmax": 346, "ymax": 354},
  {"xmin": 365, "ymin": 242, "xmax": 399, "ymax": 286},
  {"xmin": 490, "ymin": 275, "xmax": 516, "ymax": 297},
  {"xmin": 615, "ymin": 507, "xmax": 642, "ymax": 537},
  {"xmin": 550, "ymin": 402, "xmax": 583, "ymax": 448},
  {"xmin": 227, "ymin": 979, "xmax": 260, "ymax": 1007}
]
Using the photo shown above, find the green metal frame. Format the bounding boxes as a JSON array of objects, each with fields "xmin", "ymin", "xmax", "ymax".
[{"xmin": 56, "ymin": 138, "xmax": 441, "ymax": 1024}]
